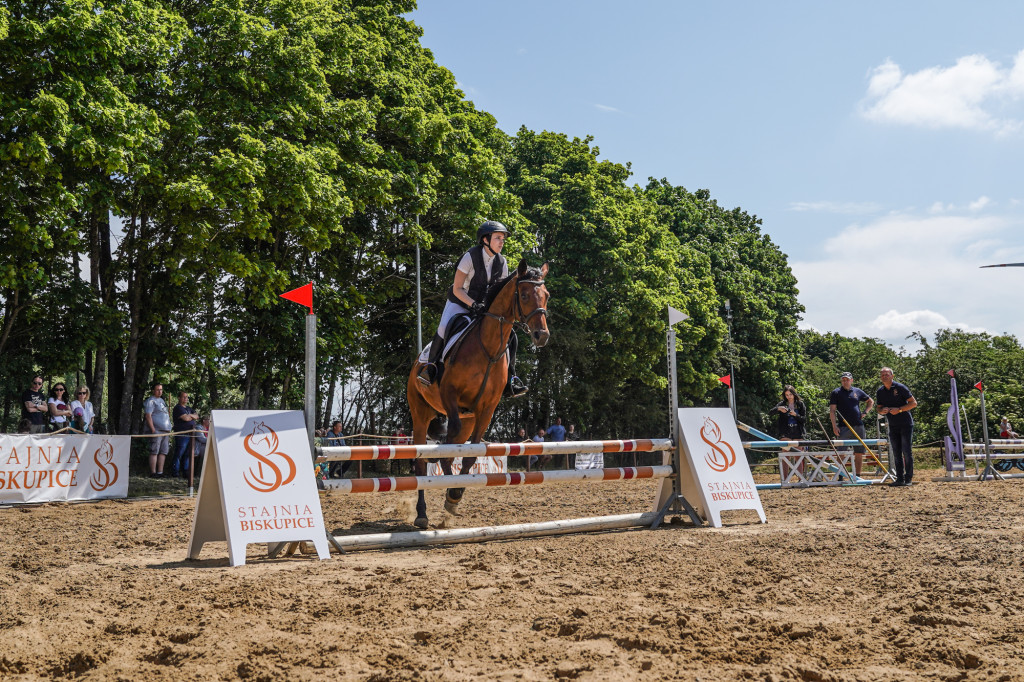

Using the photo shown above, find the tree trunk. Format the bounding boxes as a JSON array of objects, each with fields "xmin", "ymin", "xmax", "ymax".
[
  {"xmin": 118, "ymin": 212, "xmax": 143, "ymax": 434},
  {"xmin": 322, "ymin": 361, "xmax": 337, "ymax": 429}
]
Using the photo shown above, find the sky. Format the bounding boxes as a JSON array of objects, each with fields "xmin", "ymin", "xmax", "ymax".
[{"xmin": 409, "ymin": 1, "xmax": 1024, "ymax": 350}]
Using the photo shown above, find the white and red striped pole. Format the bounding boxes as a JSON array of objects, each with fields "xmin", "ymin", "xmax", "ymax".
[
  {"xmin": 323, "ymin": 465, "xmax": 672, "ymax": 494},
  {"xmin": 316, "ymin": 438, "xmax": 673, "ymax": 463}
]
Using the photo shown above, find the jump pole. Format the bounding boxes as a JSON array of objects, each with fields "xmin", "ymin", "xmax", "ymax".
[
  {"xmin": 332, "ymin": 513, "xmax": 659, "ymax": 552},
  {"xmin": 323, "ymin": 465, "xmax": 672, "ymax": 493},
  {"xmin": 316, "ymin": 438, "xmax": 673, "ymax": 462}
]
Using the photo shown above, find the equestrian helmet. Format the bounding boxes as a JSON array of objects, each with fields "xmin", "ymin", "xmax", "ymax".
[{"xmin": 477, "ymin": 220, "xmax": 509, "ymax": 242}]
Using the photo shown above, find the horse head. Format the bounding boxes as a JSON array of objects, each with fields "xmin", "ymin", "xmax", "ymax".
[{"xmin": 514, "ymin": 260, "xmax": 550, "ymax": 348}]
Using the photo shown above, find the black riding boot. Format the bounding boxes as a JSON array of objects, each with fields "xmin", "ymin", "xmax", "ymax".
[
  {"xmin": 504, "ymin": 332, "xmax": 527, "ymax": 397},
  {"xmin": 417, "ymin": 333, "xmax": 446, "ymax": 386}
]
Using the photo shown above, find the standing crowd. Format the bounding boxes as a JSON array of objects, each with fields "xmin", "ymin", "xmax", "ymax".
[{"xmin": 19, "ymin": 376, "xmax": 209, "ymax": 481}]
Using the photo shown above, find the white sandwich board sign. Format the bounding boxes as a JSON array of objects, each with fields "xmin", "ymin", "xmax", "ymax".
[
  {"xmin": 655, "ymin": 408, "xmax": 766, "ymax": 527},
  {"xmin": 187, "ymin": 410, "xmax": 330, "ymax": 566}
]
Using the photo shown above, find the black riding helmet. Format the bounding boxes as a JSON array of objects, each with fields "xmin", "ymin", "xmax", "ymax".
[{"xmin": 477, "ymin": 220, "xmax": 509, "ymax": 244}]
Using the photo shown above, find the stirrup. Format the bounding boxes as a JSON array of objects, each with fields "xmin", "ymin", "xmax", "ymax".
[
  {"xmin": 504, "ymin": 376, "xmax": 528, "ymax": 398},
  {"xmin": 417, "ymin": 363, "xmax": 437, "ymax": 386}
]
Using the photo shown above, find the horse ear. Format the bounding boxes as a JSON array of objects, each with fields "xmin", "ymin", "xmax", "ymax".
[
  {"xmin": 540, "ymin": 262, "xmax": 549, "ymax": 278},
  {"xmin": 517, "ymin": 259, "xmax": 528, "ymax": 275}
]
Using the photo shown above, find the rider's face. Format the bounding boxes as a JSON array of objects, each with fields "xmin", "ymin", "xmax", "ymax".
[{"xmin": 487, "ymin": 233, "xmax": 506, "ymax": 253}]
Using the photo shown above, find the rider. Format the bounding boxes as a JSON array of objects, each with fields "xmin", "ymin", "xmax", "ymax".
[{"xmin": 417, "ymin": 220, "xmax": 528, "ymax": 397}]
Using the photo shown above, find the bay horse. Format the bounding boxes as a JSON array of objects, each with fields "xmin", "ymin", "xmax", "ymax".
[{"xmin": 406, "ymin": 260, "xmax": 550, "ymax": 528}]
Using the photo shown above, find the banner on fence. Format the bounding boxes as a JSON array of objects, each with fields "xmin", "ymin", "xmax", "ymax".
[
  {"xmin": 426, "ymin": 456, "xmax": 507, "ymax": 476},
  {"xmin": 669, "ymin": 408, "xmax": 766, "ymax": 527},
  {"xmin": 0, "ymin": 434, "xmax": 130, "ymax": 504},
  {"xmin": 574, "ymin": 453, "xmax": 605, "ymax": 469},
  {"xmin": 187, "ymin": 410, "xmax": 330, "ymax": 567}
]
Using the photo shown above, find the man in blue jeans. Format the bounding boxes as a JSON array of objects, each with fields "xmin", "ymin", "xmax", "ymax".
[
  {"xmin": 875, "ymin": 367, "xmax": 918, "ymax": 487},
  {"xmin": 170, "ymin": 391, "xmax": 200, "ymax": 478}
]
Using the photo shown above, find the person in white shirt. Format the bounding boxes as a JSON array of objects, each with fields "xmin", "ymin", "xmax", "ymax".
[{"xmin": 70, "ymin": 386, "xmax": 96, "ymax": 433}]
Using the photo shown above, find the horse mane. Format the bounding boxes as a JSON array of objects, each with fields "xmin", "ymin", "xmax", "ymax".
[{"xmin": 484, "ymin": 265, "xmax": 545, "ymax": 309}]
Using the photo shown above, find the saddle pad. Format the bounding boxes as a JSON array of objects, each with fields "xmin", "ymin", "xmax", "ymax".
[{"xmin": 417, "ymin": 316, "xmax": 475, "ymax": 364}]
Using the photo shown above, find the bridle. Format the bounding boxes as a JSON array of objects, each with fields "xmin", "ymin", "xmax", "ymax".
[{"xmin": 483, "ymin": 275, "xmax": 548, "ymax": 332}]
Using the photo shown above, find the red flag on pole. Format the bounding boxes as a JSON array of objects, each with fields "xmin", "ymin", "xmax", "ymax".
[
  {"xmin": 280, "ymin": 282, "xmax": 313, "ymax": 314},
  {"xmin": 947, "ymin": 369, "xmax": 955, "ymax": 377},
  {"xmin": 974, "ymin": 380, "xmax": 984, "ymax": 392},
  {"xmin": 718, "ymin": 374, "xmax": 732, "ymax": 388}
]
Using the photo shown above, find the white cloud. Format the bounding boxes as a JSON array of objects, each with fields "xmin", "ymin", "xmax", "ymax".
[
  {"xmin": 969, "ymin": 196, "xmax": 992, "ymax": 211},
  {"xmin": 850, "ymin": 309, "xmax": 988, "ymax": 341},
  {"xmin": 859, "ymin": 50, "xmax": 1024, "ymax": 134},
  {"xmin": 791, "ymin": 209, "xmax": 1024, "ymax": 347},
  {"xmin": 594, "ymin": 103, "xmax": 621, "ymax": 113},
  {"xmin": 788, "ymin": 200, "xmax": 882, "ymax": 214}
]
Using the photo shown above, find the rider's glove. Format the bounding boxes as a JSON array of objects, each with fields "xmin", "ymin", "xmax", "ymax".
[{"xmin": 470, "ymin": 301, "xmax": 485, "ymax": 315}]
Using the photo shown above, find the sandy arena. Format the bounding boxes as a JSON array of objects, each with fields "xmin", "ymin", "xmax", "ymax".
[{"xmin": 2, "ymin": 472, "xmax": 1023, "ymax": 681}]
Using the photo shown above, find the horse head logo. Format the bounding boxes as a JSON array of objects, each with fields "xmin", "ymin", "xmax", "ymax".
[
  {"xmin": 243, "ymin": 421, "xmax": 296, "ymax": 493},
  {"xmin": 699, "ymin": 417, "xmax": 736, "ymax": 472},
  {"xmin": 89, "ymin": 440, "xmax": 118, "ymax": 491}
]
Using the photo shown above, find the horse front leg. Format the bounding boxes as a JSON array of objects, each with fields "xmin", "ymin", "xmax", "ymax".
[
  {"xmin": 414, "ymin": 458, "xmax": 429, "ymax": 529},
  {"xmin": 443, "ymin": 416, "xmax": 476, "ymax": 515}
]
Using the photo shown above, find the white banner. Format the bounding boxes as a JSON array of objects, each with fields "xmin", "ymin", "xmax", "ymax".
[
  {"xmin": 187, "ymin": 410, "xmax": 330, "ymax": 567},
  {"xmin": 426, "ymin": 456, "xmax": 507, "ymax": 475},
  {"xmin": 574, "ymin": 453, "xmax": 605, "ymax": 469},
  {"xmin": 0, "ymin": 434, "xmax": 130, "ymax": 503}
]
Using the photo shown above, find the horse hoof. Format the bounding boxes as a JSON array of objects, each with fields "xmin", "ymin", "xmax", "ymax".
[
  {"xmin": 444, "ymin": 500, "xmax": 461, "ymax": 515},
  {"xmin": 414, "ymin": 517, "xmax": 428, "ymax": 529}
]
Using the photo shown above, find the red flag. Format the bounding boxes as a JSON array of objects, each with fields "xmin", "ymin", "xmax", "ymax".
[
  {"xmin": 947, "ymin": 369, "xmax": 955, "ymax": 377},
  {"xmin": 974, "ymin": 381, "xmax": 984, "ymax": 392},
  {"xmin": 718, "ymin": 374, "xmax": 732, "ymax": 388},
  {"xmin": 280, "ymin": 282, "xmax": 313, "ymax": 314}
]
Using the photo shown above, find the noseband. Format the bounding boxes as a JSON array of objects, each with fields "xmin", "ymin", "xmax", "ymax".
[{"xmin": 513, "ymin": 278, "xmax": 548, "ymax": 330}]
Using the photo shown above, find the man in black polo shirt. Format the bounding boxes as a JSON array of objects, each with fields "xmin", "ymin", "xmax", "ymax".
[
  {"xmin": 876, "ymin": 367, "xmax": 918, "ymax": 487},
  {"xmin": 829, "ymin": 371, "xmax": 874, "ymax": 476}
]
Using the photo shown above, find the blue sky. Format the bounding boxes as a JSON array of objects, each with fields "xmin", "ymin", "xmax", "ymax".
[{"xmin": 410, "ymin": 1, "xmax": 1024, "ymax": 349}]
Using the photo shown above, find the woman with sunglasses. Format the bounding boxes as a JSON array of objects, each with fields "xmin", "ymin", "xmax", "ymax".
[
  {"xmin": 47, "ymin": 383, "xmax": 73, "ymax": 432},
  {"xmin": 70, "ymin": 386, "xmax": 95, "ymax": 434}
]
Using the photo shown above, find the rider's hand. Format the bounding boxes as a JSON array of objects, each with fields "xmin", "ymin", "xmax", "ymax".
[{"xmin": 470, "ymin": 301, "xmax": 485, "ymax": 315}]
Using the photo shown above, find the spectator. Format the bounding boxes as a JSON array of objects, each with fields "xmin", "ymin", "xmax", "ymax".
[
  {"xmin": 772, "ymin": 385, "xmax": 807, "ymax": 481},
  {"xmin": 828, "ymin": 371, "xmax": 874, "ymax": 476},
  {"xmin": 546, "ymin": 417, "xmax": 566, "ymax": 442},
  {"xmin": 566, "ymin": 424, "xmax": 579, "ymax": 441},
  {"xmin": 876, "ymin": 367, "xmax": 918, "ymax": 487},
  {"xmin": 529, "ymin": 427, "xmax": 550, "ymax": 469},
  {"xmin": 144, "ymin": 383, "xmax": 172, "ymax": 478},
  {"xmin": 999, "ymin": 417, "xmax": 1019, "ymax": 439},
  {"xmin": 47, "ymin": 383, "xmax": 72, "ymax": 431},
  {"xmin": 21, "ymin": 376, "xmax": 47, "ymax": 434},
  {"xmin": 17, "ymin": 418, "xmax": 32, "ymax": 434},
  {"xmin": 170, "ymin": 391, "xmax": 199, "ymax": 478},
  {"xmin": 325, "ymin": 420, "xmax": 350, "ymax": 479},
  {"xmin": 70, "ymin": 385, "xmax": 95, "ymax": 434},
  {"xmin": 515, "ymin": 427, "xmax": 528, "ymax": 442}
]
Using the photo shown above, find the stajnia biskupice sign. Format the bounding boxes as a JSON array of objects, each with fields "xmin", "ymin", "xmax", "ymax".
[{"xmin": 0, "ymin": 435, "xmax": 129, "ymax": 503}]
